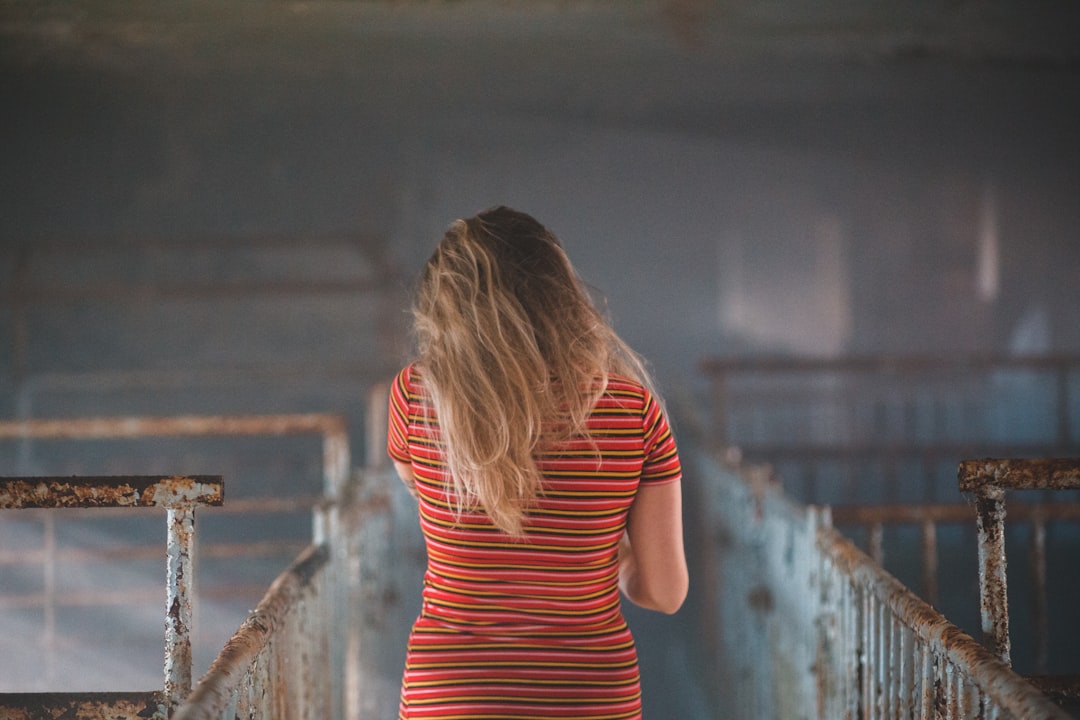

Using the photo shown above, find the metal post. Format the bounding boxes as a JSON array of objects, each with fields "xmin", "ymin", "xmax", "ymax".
[
  {"xmin": 973, "ymin": 485, "xmax": 1011, "ymax": 666},
  {"xmin": 1030, "ymin": 507, "xmax": 1049, "ymax": 674},
  {"xmin": 165, "ymin": 506, "xmax": 195, "ymax": 709}
]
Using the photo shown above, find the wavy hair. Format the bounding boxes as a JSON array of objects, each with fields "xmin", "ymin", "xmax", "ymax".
[{"xmin": 412, "ymin": 206, "xmax": 655, "ymax": 536}]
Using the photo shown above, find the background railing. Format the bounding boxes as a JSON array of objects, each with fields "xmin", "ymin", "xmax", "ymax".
[{"xmin": 700, "ymin": 354, "xmax": 1080, "ymax": 504}]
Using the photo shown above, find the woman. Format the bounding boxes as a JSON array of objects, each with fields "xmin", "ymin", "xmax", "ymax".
[{"xmin": 387, "ymin": 206, "xmax": 688, "ymax": 719}]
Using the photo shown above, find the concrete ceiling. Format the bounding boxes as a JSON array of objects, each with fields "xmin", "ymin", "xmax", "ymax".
[
  {"xmin": 5, "ymin": 1, "xmax": 1076, "ymax": 151},
  {"xmin": 3, "ymin": 1, "xmax": 1078, "ymax": 76}
]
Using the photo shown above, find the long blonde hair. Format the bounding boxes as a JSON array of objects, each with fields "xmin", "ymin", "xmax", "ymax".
[{"xmin": 412, "ymin": 206, "xmax": 654, "ymax": 536}]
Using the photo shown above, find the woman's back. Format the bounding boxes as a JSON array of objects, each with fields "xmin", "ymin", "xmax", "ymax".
[{"xmin": 389, "ymin": 207, "xmax": 686, "ymax": 719}]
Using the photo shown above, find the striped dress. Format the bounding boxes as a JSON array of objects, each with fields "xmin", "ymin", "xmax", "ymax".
[{"xmin": 387, "ymin": 364, "xmax": 682, "ymax": 720}]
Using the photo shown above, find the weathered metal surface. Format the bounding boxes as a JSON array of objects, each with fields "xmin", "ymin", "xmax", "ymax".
[
  {"xmin": 165, "ymin": 507, "xmax": 195, "ymax": 710},
  {"xmin": 958, "ymin": 456, "xmax": 1080, "ymax": 709},
  {"xmin": 0, "ymin": 410, "xmax": 362, "ymax": 720},
  {"xmin": 959, "ymin": 458, "xmax": 1080, "ymax": 492},
  {"xmin": 831, "ymin": 498, "xmax": 1080, "ymax": 648},
  {"xmin": 0, "ymin": 475, "xmax": 224, "ymax": 509},
  {"xmin": 973, "ymin": 486, "xmax": 1012, "ymax": 665},
  {"xmin": 1, "ymin": 474, "xmax": 220, "ymax": 709},
  {"xmin": 0, "ymin": 691, "xmax": 167, "ymax": 720},
  {"xmin": 1030, "ymin": 507, "xmax": 1049, "ymax": 674},
  {"xmin": 698, "ymin": 447, "xmax": 1073, "ymax": 719},
  {"xmin": 172, "ymin": 543, "xmax": 330, "ymax": 720},
  {"xmin": 821, "ymin": 523, "xmax": 1070, "ymax": 719}
]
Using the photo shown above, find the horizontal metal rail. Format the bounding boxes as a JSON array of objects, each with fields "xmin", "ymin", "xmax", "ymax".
[
  {"xmin": 0, "ymin": 412, "xmax": 350, "ymax": 505},
  {"xmin": 0, "ymin": 412, "xmax": 346, "ymax": 443},
  {"xmin": 0, "ymin": 474, "xmax": 224, "ymax": 509}
]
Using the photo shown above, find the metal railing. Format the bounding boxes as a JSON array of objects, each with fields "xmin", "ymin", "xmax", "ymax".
[
  {"xmin": 959, "ymin": 458, "xmax": 1080, "ymax": 709},
  {"xmin": 0, "ymin": 474, "xmax": 224, "ymax": 718},
  {"xmin": 171, "ymin": 472, "xmax": 395, "ymax": 720},
  {"xmin": 697, "ymin": 449, "xmax": 1073, "ymax": 718},
  {"xmin": 831, "ymin": 499, "xmax": 1080, "ymax": 672},
  {"xmin": 0, "ymin": 412, "xmax": 356, "ymax": 719},
  {"xmin": 0, "ymin": 413, "xmax": 350, "ymax": 685}
]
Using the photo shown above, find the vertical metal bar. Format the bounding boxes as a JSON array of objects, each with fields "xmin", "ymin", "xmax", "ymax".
[
  {"xmin": 865, "ymin": 591, "xmax": 876, "ymax": 718},
  {"xmin": 898, "ymin": 624, "xmax": 913, "ymax": 719},
  {"xmin": 43, "ymin": 512, "xmax": 57, "ymax": 686},
  {"xmin": 12, "ymin": 245, "xmax": 30, "ymax": 385},
  {"xmin": 1030, "ymin": 507, "xmax": 1049, "ymax": 674},
  {"xmin": 974, "ymin": 486, "xmax": 1011, "ymax": 665},
  {"xmin": 920, "ymin": 644, "xmax": 934, "ymax": 719},
  {"xmin": 877, "ymin": 598, "xmax": 889, "ymax": 718},
  {"xmin": 846, "ymin": 579, "xmax": 857, "ymax": 716},
  {"xmin": 870, "ymin": 522, "xmax": 884, "ymax": 565},
  {"xmin": 366, "ymin": 381, "xmax": 389, "ymax": 472},
  {"xmin": 945, "ymin": 661, "xmax": 956, "ymax": 720},
  {"xmin": 920, "ymin": 518, "xmax": 939, "ymax": 608},
  {"xmin": 165, "ymin": 506, "xmax": 195, "ymax": 710},
  {"xmin": 322, "ymin": 423, "xmax": 350, "ymax": 501},
  {"xmin": 842, "ymin": 578, "xmax": 852, "ymax": 714}
]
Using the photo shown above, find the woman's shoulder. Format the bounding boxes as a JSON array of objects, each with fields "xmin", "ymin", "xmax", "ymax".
[
  {"xmin": 394, "ymin": 363, "xmax": 426, "ymax": 394},
  {"xmin": 603, "ymin": 373, "xmax": 652, "ymax": 408}
]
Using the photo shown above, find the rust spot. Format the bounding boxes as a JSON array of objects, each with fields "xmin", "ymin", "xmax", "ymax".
[
  {"xmin": 959, "ymin": 458, "xmax": 1080, "ymax": 493},
  {"xmin": 747, "ymin": 585, "xmax": 774, "ymax": 613},
  {"xmin": 0, "ymin": 691, "xmax": 167, "ymax": 719}
]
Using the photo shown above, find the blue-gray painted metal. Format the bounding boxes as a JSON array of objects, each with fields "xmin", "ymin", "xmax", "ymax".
[{"xmin": 698, "ymin": 450, "xmax": 1071, "ymax": 719}]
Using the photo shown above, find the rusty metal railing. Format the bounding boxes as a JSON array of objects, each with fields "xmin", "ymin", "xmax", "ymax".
[
  {"xmin": 172, "ymin": 389, "xmax": 398, "ymax": 720},
  {"xmin": 959, "ymin": 457, "xmax": 1080, "ymax": 709},
  {"xmin": 830, "ymin": 498, "xmax": 1080, "ymax": 670},
  {"xmin": 170, "ymin": 478, "xmax": 395, "ymax": 720},
  {"xmin": 171, "ymin": 543, "xmax": 334, "ymax": 720},
  {"xmin": 698, "ymin": 449, "xmax": 1072, "ymax": 718},
  {"xmin": 0, "ymin": 475, "xmax": 224, "ymax": 718},
  {"xmin": 0, "ymin": 413, "xmax": 349, "ymax": 684},
  {"xmin": 816, "ymin": 519, "xmax": 1071, "ymax": 719},
  {"xmin": 0, "ymin": 412, "xmax": 356, "ymax": 720}
]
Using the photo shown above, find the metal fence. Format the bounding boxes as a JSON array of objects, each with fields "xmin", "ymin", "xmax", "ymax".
[
  {"xmin": 697, "ymin": 449, "xmax": 1073, "ymax": 719},
  {"xmin": 0, "ymin": 413, "xmax": 350, "ymax": 687},
  {"xmin": 0, "ymin": 412, "xmax": 359, "ymax": 720},
  {"xmin": 0, "ymin": 474, "xmax": 224, "ymax": 718}
]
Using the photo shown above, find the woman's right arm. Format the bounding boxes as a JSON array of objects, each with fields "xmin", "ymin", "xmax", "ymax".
[
  {"xmin": 393, "ymin": 461, "xmax": 417, "ymax": 498},
  {"xmin": 619, "ymin": 479, "xmax": 688, "ymax": 614}
]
